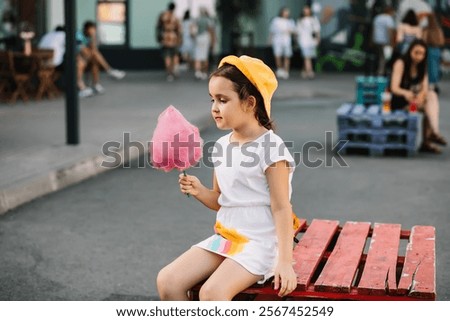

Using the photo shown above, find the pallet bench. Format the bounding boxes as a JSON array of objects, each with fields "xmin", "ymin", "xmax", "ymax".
[
  {"xmin": 191, "ymin": 219, "xmax": 436, "ymax": 301},
  {"xmin": 337, "ymin": 104, "xmax": 422, "ymax": 157}
]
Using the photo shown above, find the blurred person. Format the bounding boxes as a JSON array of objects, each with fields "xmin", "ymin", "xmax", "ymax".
[
  {"xmin": 269, "ymin": 7, "xmax": 295, "ymax": 79},
  {"xmin": 0, "ymin": 9, "xmax": 19, "ymax": 50},
  {"xmin": 396, "ymin": 9, "xmax": 422, "ymax": 55},
  {"xmin": 422, "ymin": 13, "xmax": 445, "ymax": 94},
  {"xmin": 296, "ymin": 5, "xmax": 321, "ymax": 79},
  {"xmin": 191, "ymin": 7, "xmax": 215, "ymax": 80},
  {"xmin": 372, "ymin": 6, "xmax": 395, "ymax": 76},
  {"xmin": 156, "ymin": 2, "xmax": 182, "ymax": 82},
  {"xmin": 390, "ymin": 39, "xmax": 447, "ymax": 154},
  {"xmin": 76, "ymin": 21, "xmax": 126, "ymax": 97},
  {"xmin": 180, "ymin": 10, "xmax": 194, "ymax": 71},
  {"xmin": 38, "ymin": 25, "xmax": 65, "ymax": 70},
  {"xmin": 396, "ymin": 0, "xmax": 431, "ymax": 27}
]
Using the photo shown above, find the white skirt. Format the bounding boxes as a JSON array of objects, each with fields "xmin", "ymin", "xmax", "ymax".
[{"xmin": 194, "ymin": 205, "xmax": 277, "ymax": 283}]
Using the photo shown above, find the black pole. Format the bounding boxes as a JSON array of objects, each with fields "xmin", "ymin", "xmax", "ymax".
[{"xmin": 64, "ymin": 0, "xmax": 79, "ymax": 145}]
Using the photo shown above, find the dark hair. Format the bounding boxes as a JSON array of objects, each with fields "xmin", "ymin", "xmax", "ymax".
[
  {"xmin": 300, "ymin": 5, "xmax": 312, "ymax": 18},
  {"xmin": 210, "ymin": 64, "xmax": 274, "ymax": 130},
  {"xmin": 83, "ymin": 20, "xmax": 96, "ymax": 34},
  {"xmin": 401, "ymin": 39, "xmax": 428, "ymax": 84},
  {"xmin": 278, "ymin": 7, "xmax": 289, "ymax": 17},
  {"xmin": 168, "ymin": 2, "xmax": 176, "ymax": 11},
  {"xmin": 383, "ymin": 6, "xmax": 394, "ymax": 14},
  {"xmin": 55, "ymin": 25, "xmax": 65, "ymax": 32},
  {"xmin": 402, "ymin": 9, "xmax": 418, "ymax": 26},
  {"xmin": 183, "ymin": 10, "xmax": 190, "ymax": 20}
]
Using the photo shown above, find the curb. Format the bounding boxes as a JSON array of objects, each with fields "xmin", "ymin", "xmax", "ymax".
[{"xmin": 0, "ymin": 115, "xmax": 213, "ymax": 216}]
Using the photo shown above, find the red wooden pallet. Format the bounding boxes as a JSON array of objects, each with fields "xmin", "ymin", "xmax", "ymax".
[{"xmin": 191, "ymin": 219, "xmax": 436, "ymax": 301}]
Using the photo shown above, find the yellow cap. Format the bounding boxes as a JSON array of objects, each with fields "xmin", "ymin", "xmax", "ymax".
[{"xmin": 218, "ymin": 55, "xmax": 278, "ymax": 117}]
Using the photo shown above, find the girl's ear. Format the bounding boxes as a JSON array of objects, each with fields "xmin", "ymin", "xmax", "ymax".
[{"xmin": 244, "ymin": 95, "xmax": 257, "ymax": 112}]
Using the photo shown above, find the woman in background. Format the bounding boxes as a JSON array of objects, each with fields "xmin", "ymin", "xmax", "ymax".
[
  {"xmin": 390, "ymin": 39, "xmax": 446, "ymax": 154},
  {"xmin": 423, "ymin": 13, "xmax": 445, "ymax": 93}
]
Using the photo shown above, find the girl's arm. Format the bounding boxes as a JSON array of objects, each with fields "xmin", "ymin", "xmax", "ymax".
[
  {"xmin": 179, "ymin": 171, "xmax": 221, "ymax": 211},
  {"xmin": 396, "ymin": 24, "xmax": 404, "ymax": 43},
  {"xmin": 266, "ymin": 161, "xmax": 297, "ymax": 297},
  {"xmin": 391, "ymin": 60, "xmax": 415, "ymax": 102},
  {"xmin": 417, "ymin": 73, "xmax": 429, "ymax": 107}
]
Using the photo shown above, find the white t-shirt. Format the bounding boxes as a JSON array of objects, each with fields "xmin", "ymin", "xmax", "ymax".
[
  {"xmin": 270, "ymin": 17, "xmax": 295, "ymax": 45},
  {"xmin": 296, "ymin": 16, "xmax": 321, "ymax": 48},
  {"xmin": 38, "ymin": 31, "xmax": 66, "ymax": 66},
  {"xmin": 212, "ymin": 130, "xmax": 295, "ymax": 207},
  {"xmin": 372, "ymin": 14, "xmax": 395, "ymax": 45}
]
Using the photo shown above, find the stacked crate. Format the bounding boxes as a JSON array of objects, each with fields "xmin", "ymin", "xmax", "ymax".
[
  {"xmin": 355, "ymin": 76, "xmax": 387, "ymax": 106},
  {"xmin": 337, "ymin": 103, "xmax": 421, "ymax": 157}
]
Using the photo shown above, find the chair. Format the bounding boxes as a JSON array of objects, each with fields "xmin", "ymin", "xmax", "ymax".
[
  {"xmin": 0, "ymin": 50, "xmax": 33, "ymax": 103},
  {"xmin": 33, "ymin": 49, "xmax": 60, "ymax": 100}
]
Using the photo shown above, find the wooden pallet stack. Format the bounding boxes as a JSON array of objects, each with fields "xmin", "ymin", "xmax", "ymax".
[{"xmin": 337, "ymin": 77, "xmax": 421, "ymax": 156}]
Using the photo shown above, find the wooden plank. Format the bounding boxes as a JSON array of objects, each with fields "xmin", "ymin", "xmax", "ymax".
[
  {"xmin": 357, "ymin": 223, "xmax": 401, "ymax": 295},
  {"xmin": 397, "ymin": 225, "xmax": 436, "ymax": 299},
  {"xmin": 241, "ymin": 284, "xmax": 428, "ymax": 301},
  {"xmin": 314, "ymin": 221, "xmax": 371, "ymax": 293},
  {"xmin": 293, "ymin": 219, "xmax": 340, "ymax": 290}
]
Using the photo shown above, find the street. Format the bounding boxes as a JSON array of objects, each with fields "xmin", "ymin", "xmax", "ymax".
[{"xmin": 1, "ymin": 94, "xmax": 449, "ymax": 300}]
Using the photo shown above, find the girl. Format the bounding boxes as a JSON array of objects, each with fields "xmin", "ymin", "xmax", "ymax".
[
  {"xmin": 391, "ymin": 39, "xmax": 447, "ymax": 154},
  {"xmin": 296, "ymin": 5, "xmax": 321, "ymax": 79},
  {"xmin": 157, "ymin": 55, "xmax": 297, "ymax": 300},
  {"xmin": 269, "ymin": 7, "xmax": 296, "ymax": 79}
]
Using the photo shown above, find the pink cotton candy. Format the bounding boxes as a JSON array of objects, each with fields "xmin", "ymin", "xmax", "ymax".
[{"xmin": 150, "ymin": 105, "xmax": 203, "ymax": 172}]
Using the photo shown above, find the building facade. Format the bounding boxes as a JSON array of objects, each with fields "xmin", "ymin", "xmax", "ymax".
[{"xmin": 1, "ymin": 0, "xmax": 449, "ymax": 71}]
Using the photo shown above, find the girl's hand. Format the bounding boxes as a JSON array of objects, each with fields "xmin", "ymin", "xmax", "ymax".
[
  {"xmin": 416, "ymin": 92, "xmax": 426, "ymax": 107},
  {"xmin": 403, "ymin": 91, "xmax": 415, "ymax": 102},
  {"xmin": 273, "ymin": 261, "xmax": 297, "ymax": 297},
  {"xmin": 179, "ymin": 174, "xmax": 203, "ymax": 197}
]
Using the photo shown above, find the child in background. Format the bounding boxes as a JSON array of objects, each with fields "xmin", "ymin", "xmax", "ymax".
[{"xmin": 157, "ymin": 55, "xmax": 297, "ymax": 300}]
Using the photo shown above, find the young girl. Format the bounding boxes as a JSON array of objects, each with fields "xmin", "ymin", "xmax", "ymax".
[
  {"xmin": 391, "ymin": 39, "xmax": 447, "ymax": 153},
  {"xmin": 296, "ymin": 5, "xmax": 321, "ymax": 79},
  {"xmin": 157, "ymin": 55, "xmax": 297, "ymax": 300}
]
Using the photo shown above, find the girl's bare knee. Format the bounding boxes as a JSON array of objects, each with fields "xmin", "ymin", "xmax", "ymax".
[
  {"xmin": 199, "ymin": 283, "xmax": 232, "ymax": 301},
  {"xmin": 157, "ymin": 267, "xmax": 177, "ymax": 299}
]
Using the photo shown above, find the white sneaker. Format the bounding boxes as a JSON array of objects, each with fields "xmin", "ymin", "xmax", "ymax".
[
  {"xmin": 93, "ymin": 83, "xmax": 105, "ymax": 94},
  {"xmin": 107, "ymin": 69, "xmax": 126, "ymax": 80},
  {"xmin": 276, "ymin": 69, "xmax": 289, "ymax": 79},
  {"xmin": 276, "ymin": 69, "xmax": 284, "ymax": 78},
  {"xmin": 79, "ymin": 87, "xmax": 94, "ymax": 98},
  {"xmin": 195, "ymin": 70, "xmax": 203, "ymax": 80}
]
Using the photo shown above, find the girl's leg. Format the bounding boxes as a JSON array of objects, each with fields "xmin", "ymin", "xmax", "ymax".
[
  {"xmin": 157, "ymin": 247, "xmax": 224, "ymax": 300},
  {"xmin": 77, "ymin": 55, "xmax": 87, "ymax": 89},
  {"xmin": 92, "ymin": 49, "xmax": 111, "ymax": 71},
  {"xmin": 424, "ymin": 90, "xmax": 440, "ymax": 135},
  {"xmin": 274, "ymin": 56, "xmax": 282, "ymax": 71},
  {"xmin": 284, "ymin": 56, "xmax": 290, "ymax": 74},
  {"xmin": 199, "ymin": 258, "xmax": 262, "ymax": 301},
  {"xmin": 304, "ymin": 58, "xmax": 312, "ymax": 74},
  {"xmin": 91, "ymin": 61, "xmax": 100, "ymax": 85}
]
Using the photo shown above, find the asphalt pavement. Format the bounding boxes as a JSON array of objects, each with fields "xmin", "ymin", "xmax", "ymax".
[{"xmin": 0, "ymin": 70, "xmax": 449, "ymax": 300}]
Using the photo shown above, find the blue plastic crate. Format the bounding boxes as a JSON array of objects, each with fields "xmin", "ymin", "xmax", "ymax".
[
  {"xmin": 339, "ymin": 141, "xmax": 417, "ymax": 157},
  {"xmin": 355, "ymin": 76, "xmax": 387, "ymax": 105},
  {"xmin": 337, "ymin": 103, "xmax": 421, "ymax": 131},
  {"xmin": 338, "ymin": 128, "xmax": 417, "ymax": 146}
]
